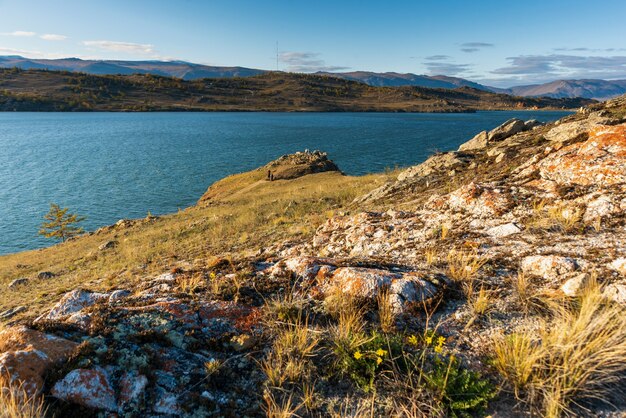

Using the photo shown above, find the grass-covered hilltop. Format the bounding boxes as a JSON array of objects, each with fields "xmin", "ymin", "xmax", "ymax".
[
  {"xmin": 0, "ymin": 68, "xmax": 594, "ymax": 112},
  {"xmin": 1, "ymin": 96, "xmax": 626, "ymax": 417}
]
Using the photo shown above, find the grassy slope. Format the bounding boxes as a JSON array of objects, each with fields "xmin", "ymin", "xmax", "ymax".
[
  {"xmin": 0, "ymin": 68, "xmax": 595, "ymax": 112},
  {"xmin": 0, "ymin": 168, "xmax": 393, "ymax": 319}
]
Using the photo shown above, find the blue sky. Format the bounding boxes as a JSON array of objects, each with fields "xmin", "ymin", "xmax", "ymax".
[{"xmin": 1, "ymin": 0, "xmax": 625, "ymax": 87}]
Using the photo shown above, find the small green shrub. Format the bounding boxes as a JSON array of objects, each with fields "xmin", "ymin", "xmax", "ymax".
[{"xmin": 333, "ymin": 331, "xmax": 402, "ymax": 392}]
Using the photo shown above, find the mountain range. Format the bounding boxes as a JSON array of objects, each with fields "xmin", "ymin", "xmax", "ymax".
[{"xmin": 1, "ymin": 55, "xmax": 625, "ymax": 100}]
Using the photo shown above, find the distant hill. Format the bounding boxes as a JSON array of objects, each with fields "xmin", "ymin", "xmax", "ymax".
[
  {"xmin": 1, "ymin": 56, "xmax": 623, "ymax": 100},
  {"xmin": 499, "ymin": 79, "xmax": 626, "ymax": 101},
  {"xmin": 316, "ymin": 71, "xmax": 492, "ymax": 91},
  {"xmin": 0, "ymin": 56, "xmax": 265, "ymax": 80},
  {"xmin": 0, "ymin": 68, "xmax": 594, "ymax": 112}
]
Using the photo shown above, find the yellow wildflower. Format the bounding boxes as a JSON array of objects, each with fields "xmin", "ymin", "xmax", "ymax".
[
  {"xmin": 353, "ymin": 351, "xmax": 363, "ymax": 360},
  {"xmin": 375, "ymin": 348, "xmax": 388, "ymax": 357},
  {"xmin": 437, "ymin": 336, "xmax": 446, "ymax": 346},
  {"xmin": 407, "ymin": 335, "xmax": 418, "ymax": 346},
  {"xmin": 376, "ymin": 356, "xmax": 383, "ymax": 365},
  {"xmin": 434, "ymin": 344, "xmax": 443, "ymax": 354},
  {"xmin": 425, "ymin": 336, "xmax": 433, "ymax": 345}
]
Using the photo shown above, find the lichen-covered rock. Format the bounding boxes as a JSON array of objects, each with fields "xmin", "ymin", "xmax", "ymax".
[
  {"xmin": 37, "ymin": 289, "xmax": 109, "ymax": 322},
  {"xmin": 447, "ymin": 182, "xmax": 513, "ymax": 218},
  {"xmin": 324, "ymin": 267, "xmax": 440, "ymax": 313},
  {"xmin": 51, "ymin": 368, "xmax": 118, "ymax": 412},
  {"xmin": 397, "ymin": 152, "xmax": 473, "ymax": 181},
  {"xmin": 0, "ymin": 327, "xmax": 78, "ymax": 396},
  {"xmin": 584, "ymin": 195, "xmax": 620, "ymax": 222},
  {"xmin": 267, "ymin": 256, "xmax": 336, "ymax": 281},
  {"xmin": 521, "ymin": 255, "xmax": 582, "ymax": 280},
  {"xmin": 118, "ymin": 371, "xmax": 148, "ymax": 411},
  {"xmin": 539, "ymin": 124, "xmax": 626, "ymax": 186}
]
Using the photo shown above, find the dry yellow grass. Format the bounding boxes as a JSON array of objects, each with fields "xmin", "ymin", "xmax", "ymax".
[
  {"xmin": 260, "ymin": 316, "xmax": 320, "ymax": 388},
  {"xmin": 492, "ymin": 282, "xmax": 626, "ymax": 417},
  {"xmin": 530, "ymin": 200, "xmax": 583, "ymax": 233},
  {"xmin": 446, "ymin": 249, "xmax": 487, "ymax": 287},
  {"xmin": 0, "ymin": 377, "xmax": 47, "ymax": 418},
  {"xmin": 376, "ymin": 287, "xmax": 396, "ymax": 333},
  {"xmin": 262, "ymin": 390, "xmax": 302, "ymax": 418},
  {"xmin": 0, "ymin": 169, "xmax": 389, "ymax": 320},
  {"xmin": 466, "ymin": 284, "xmax": 494, "ymax": 318}
]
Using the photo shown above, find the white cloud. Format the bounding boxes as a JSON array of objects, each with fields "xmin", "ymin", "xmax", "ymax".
[
  {"xmin": 40, "ymin": 34, "xmax": 67, "ymax": 41},
  {"xmin": 82, "ymin": 40, "xmax": 154, "ymax": 54},
  {"xmin": 278, "ymin": 51, "xmax": 349, "ymax": 72},
  {"xmin": 1, "ymin": 31, "xmax": 36, "ymax": 37},
  {"xmin": 0, "ymin": 46, "xmax": 41, "ymax": 56}
]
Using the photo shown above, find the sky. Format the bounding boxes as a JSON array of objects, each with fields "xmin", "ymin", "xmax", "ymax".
[{"xmin": 1, "ymin": 0, "xmax": 625, "ymax": 87}]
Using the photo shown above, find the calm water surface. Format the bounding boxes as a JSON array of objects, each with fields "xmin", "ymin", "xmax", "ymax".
[{"xmin": 0, "ymin": 111, "xmax": 571, "ymax": 254}]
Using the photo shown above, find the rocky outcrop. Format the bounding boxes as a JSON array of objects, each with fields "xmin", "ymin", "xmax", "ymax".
[
  {"xmin": 458, "ymin": 118, "xmax": 542, "ymax": 151},
  {"xmin": 538, "ymin": 124, "xmax": 626, "ymax": 186},
  {"xmin": 543, "ymin": 112, "xmax": 611, "ymax": 142},
  {"xmin": 397, "ymin": 152, "xmax": 473, "ymax": 181},
  {"xmin": 265, "ymin": 150, "xmax": 340, "ymax": 180}
]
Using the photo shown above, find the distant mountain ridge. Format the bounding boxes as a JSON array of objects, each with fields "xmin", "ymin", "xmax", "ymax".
[
  {"xmin": 0, "ymin": 55, "xmax": 265, "ymax": 80},
  {"xmin": 501, "ymin": 79, "xmax": 626, "ymax": 101},
  {"xmin": 1, "ymin": 55, "xmax": 625, "ymax": 100}
]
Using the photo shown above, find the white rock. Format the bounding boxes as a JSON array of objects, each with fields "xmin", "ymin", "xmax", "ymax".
[
  {"xmin": 486, "ymin": 223, "xmax": 522, "ymax": 238},
  {"xmin": 560, "ymin": 273, "xmax": 586, "ymax": 297},
  {"xmin": 521, "ymin": 255, "xmax": 581, "ymax": 280},
  {"xmin": 602, "ymin": 283, "xmax": 626, "ymax": 304},
  {"xmin": 608, "ymin": 258, "xmax": 626, "ymax": 276},
  {"xmin": 38, "ymin": 289, "xmax": 109, "ymax": 322}
]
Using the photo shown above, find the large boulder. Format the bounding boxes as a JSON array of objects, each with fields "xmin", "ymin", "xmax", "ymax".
[
  {"xmin": 397, "ymin": 152, "xmax": 472, "ymax": 181},
  {"xmin": 0, "ymin": 327, "xmax": 78, "ymax": 396},
  {"xmin": 36, "ymin": 289, "xmax": 109, "ymax": 323},
  {"xmin": 458, "ymin": 118, "xmax": 530, "ymax": 151},
  {"xmin": 487, "ymin": 118, "xmax": 527, "ymax": 142},
  {"xmin": 264, "ymin": 150, "xmax": 340, "ymax": 180},
  {"xmin": 538, "ymin": 124, "xmax": 626, "ymax": 186}
]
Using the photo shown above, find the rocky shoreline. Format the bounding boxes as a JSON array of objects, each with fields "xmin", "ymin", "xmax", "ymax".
[{"xmin": 1, "ymin": 96, "xmax": 625, "ymax": 417}]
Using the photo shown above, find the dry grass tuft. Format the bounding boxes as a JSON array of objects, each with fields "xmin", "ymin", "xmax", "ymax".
[
  {"xmin": 376, "ymin": 286, "xmax": 396, "ymax": 333},
  {"xmin": 424, "ymin": 248, "xmax": 437, "ymax": 266},
  {"xmin": 447, "ymin": 249, "xmax": 487, "ymax": 286},
  {"xmin": 260, "ymin": 316, "xmax": 320, "ymax": 388},
  {"xmin": 466, "ymin": 284, "xmax": 494, "ymax": 318},
  {"xmin": 492, "ymin": 281, "xmax": 626, "ymax": 417},
  {"xmin": 177, "ymin": 274, "xmax": 203, "ymax": 294},
  {"xmin": 530, "ymin": 200, "xmax": 583, "ymax": 233},
  {"xmin": 0, "ymin": 377, "xmax": 47, "ymax": 418},
  {"xmin": 262, "ymin": 390, "xmax": 302, "ymax": 418}
]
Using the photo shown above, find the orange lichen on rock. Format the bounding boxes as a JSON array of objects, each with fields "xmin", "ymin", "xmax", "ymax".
[
  {"xmin": 539, "ymin": 124, "xmax": 626, "ymax": 186},
  {"xmin": 0, "ymin": 326, "xmax": 78, "ymax": 396}
]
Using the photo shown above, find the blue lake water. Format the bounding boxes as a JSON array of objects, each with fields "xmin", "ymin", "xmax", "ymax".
[{"xmin": 0, "ymin": 111, "xmax": 571, "ymax": 255}]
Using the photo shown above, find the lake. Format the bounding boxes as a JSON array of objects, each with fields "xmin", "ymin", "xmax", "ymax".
[{"xmin": 0, "ymin": 110, "xmax": 571, "ymax": 254}]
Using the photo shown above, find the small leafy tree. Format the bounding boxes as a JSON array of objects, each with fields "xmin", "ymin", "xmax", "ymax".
[{"xmin": 39, "ymin": 203, "xmax": 86, "ymax": 242}]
